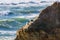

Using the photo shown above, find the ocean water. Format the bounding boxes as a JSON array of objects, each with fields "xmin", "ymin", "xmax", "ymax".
[{"xmin": 0, "ymin": 1, "xmax": 54, "ymax": 40}]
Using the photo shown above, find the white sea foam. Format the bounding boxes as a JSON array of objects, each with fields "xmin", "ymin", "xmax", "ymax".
[
  {"xmin": 0, "ymin": 36, "xmax": 15, "ymax": 40},
  {"xmin": 0, "ymin": 0, "xmax": 56, "ymax": 3},
  {"xmin": 0, "ymin": 30, "xmax": 16, "ymax": 35},
  {"xmin": 13, "ymin": 2, "xmax": 53, "ymax": 7},
  {"xmin": 0, "ymin": 10, "xmax": 10, "ymax": 16},
  {"xmin": 0, "ymin": 0, "xmax": 54, "ymax": 7},
  {"xmin": 0, "ymin": 13, "xmax": 38, "ymax": 21},
  {"xmin": 0, "ymin": 30, "xmax": 16, "ymax": 40},
  {"xmin": 12, "ymin": 13, "xmax": 39, "ymax": 19}
]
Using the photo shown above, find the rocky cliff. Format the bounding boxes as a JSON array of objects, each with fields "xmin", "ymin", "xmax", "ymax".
[{"xmin": 15, "ymin": 2, "xmax": 60, "ymax": 40}]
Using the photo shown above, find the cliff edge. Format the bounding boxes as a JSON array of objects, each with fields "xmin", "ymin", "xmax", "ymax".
[{"xmin": 15, "ymin": 2, "xmax": 60, "ymax": 40}]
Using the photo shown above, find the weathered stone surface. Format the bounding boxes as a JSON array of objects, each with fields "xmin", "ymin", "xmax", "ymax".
[{"xmin": 15, "ymin": 2, "xmax": 60, "ymax": 40}]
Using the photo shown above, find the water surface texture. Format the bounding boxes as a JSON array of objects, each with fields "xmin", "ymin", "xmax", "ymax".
[{"xmin": 0, "ymin": 1, "xmax": 54, "ymax": 40}]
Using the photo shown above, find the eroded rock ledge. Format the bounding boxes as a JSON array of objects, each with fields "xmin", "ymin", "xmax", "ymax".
[{"xmin": 15, "ymin": 2, "xmax": 60, "ymax": 40}]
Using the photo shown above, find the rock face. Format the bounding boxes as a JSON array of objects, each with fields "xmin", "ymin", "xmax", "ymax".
[{"xmin": 15, "ymin": 2, "xmax": 60, "ymax": 40}]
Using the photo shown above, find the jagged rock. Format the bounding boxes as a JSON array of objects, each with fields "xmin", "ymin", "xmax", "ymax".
[{"xmin": 15, "ymin": 2, "xmax": 60, "ymax": 40}]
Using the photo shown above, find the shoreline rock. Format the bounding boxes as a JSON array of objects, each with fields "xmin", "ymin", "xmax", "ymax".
[{"xmin": 15, "ymin": 2, "xmax": 60, "ymax": 40}]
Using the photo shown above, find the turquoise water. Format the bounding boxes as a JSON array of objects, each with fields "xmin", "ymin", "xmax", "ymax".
[{"xmin": 0, "ymin": 2, "xmax": 53, "ymax": 40}]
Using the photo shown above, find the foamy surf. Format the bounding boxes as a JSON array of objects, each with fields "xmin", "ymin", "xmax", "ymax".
[
  {"xmin": 0, "ymin": 0, "xmax": 55, "ymax": 40},
  {"xmin": 0, "ymin": 36, "xmax": 15, "ymax": 40},
  {"xmin": 0, "ymin": 30, "xmax": 16, "ymax": 35},
  {"xmin": 0, "ymin": 30, "xmax": 16, "ymax": 40}
]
